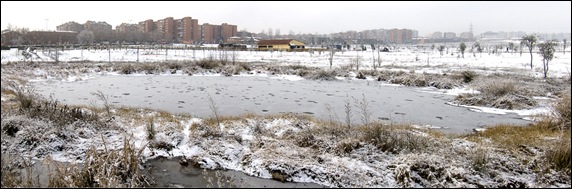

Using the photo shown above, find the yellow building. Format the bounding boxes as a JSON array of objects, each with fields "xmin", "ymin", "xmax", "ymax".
[{"xmin": 257, "ymin": 39, "xmax": 305, "ymax": 51}]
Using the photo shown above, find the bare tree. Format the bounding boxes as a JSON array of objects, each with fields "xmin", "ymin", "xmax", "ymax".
[
  {"xmin": 231, "ymin": 48, "xmax": 239, "ymax": 65},
  {"xmin": 77, "ymin": 30, "xmax": 94, "ymax": 45},
  {"xmin": 328, "ymin": 47, "xmax": 335, "ymax": 69},
  {"xmin": 521, "ymin": 35, "xmax": 537, "ymax": 69},
  {"xmin": 564, "ymin": 38, "xmax": 568, "ymax": 55},
  {"xmin": 353, "ymin": 52, "xmax": 361, "ymax": 71},
  {"xmin": 507, "ymin": 42, "xmax": 515, "ymax": 54},
  {"xmin": 437, "ymin": 45, "xmax": 445, "ymax": 57},
  {"xmin": 538, "ymin": 40, "xmax": 557, "ymax": 79},
  {"xmin": 459, "ymin": 42, "xmax": 467, "ymax": 58}
]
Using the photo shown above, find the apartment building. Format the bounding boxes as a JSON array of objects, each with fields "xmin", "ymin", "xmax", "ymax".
[
  {"xmin": 84, "ymin": 21, "xmax": 112, "ymax": 32},
  {"xmin": 388, "ymin": 29, "xmax": 413, "ymax": 44},
  {"xmin": 56, "ymin": 21, "xmax": 85, "ymax": 32},
  {"xmin": 138, "ymin": 19, "xmax": 155, "ymax": 33},
  {"xmin": 156, "ymin": 17, "xmax": 175, "ymax": 42},
  {"xmin": 116, "ymin": 23, "xmax": 138, "ymax": 33},
  {"xmin": 201, "ymin": 23, "xmax": 215, "ymax": 43}
]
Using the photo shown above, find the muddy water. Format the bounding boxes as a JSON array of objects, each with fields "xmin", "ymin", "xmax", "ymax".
[
  {"xmin": 33, "ymin": 74, "xmax": 532, "ymax": 134},
  {"xmin": 20, "ymin": 157, "xmax": 326, "ymax": 188},
  {"xmin": 145, "ymin": 157, "xmax": 327, "ymax": 188}
]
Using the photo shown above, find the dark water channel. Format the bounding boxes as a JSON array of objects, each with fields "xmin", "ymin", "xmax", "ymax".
[
  {"xmin": 21, "ymin": 156, "xmax": 326, "ymax": 188},
  {"xmin": 33, "ymin": 74, "xmax": 532, "ymax": 134}
]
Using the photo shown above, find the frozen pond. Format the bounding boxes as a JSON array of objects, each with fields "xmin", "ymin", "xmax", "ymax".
[{"xmin": 33, "ymin": 74, "xmax": 533, "ymax": 134}]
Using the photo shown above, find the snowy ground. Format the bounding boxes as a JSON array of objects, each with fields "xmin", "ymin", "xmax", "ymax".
[
  {"xmin": 1, "ymin": 46, "xmax": 571, "ymax": 187},
  {"xmin": 2, "ymin": 45, "xmax": 571, "ymax": 78}
]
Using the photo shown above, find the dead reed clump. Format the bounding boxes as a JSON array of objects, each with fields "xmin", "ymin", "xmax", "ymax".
[
  {"xmin": 304, "ymin": 70, "xmax": 338, "ymax": 81},
  {"xmin": 454, "ymin": 78, "xmax": 537, "ymax": 110},
  {"xmin": 1, "ymin": 154, "xmax": 40, "ymax": 188},
  {"xmin": 544, "ymin": 137, "xmax": 571, "ymax": 172},
  {"xmin": 478, "ymin": 79, "xmax": 518, "ymax": 97},
  {"xmin": 390, "ymin": 74, "xmax": 427, "ymax": 87},
  {"xmin": 334, "ymin": 138, "xmax": 362, "ymax": 155},
  {"xmin": 119, "ymin": 63, "xmax": 135, "ymax": 74},
  {"xmin": 452, "ymin": 70, "xmax": 478, "ymax": 83},
  {"xmin": 471, "ymin": 145, "xmax": 489, "ymax": 172},
  {"xmin": 359, "ymin": 124, "xmax": 431, "ymax": 153},
  {"xmin": 195, "ymin": 59, "xmax": 221, "ymax": 69},
  {"xmin": 552, "ymin": 90, "xmax": 571, "ymax": 129},
  {"xmin": 45, "ymin": 137, "xmax": 152, "ymax": 187}
]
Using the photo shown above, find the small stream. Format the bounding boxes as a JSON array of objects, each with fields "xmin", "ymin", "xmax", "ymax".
[{"xmin": 21, "ymin": 157, "xmax": 327, "ymax": 188}]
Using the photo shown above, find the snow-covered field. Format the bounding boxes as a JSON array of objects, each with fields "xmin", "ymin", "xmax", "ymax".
[
  {"xmin": 1, "ymin": 45, "xmax": 571, "ymax": 187},
  {"xmin": 2, "ymin": 45, "xmax": 571, "ymax": 78}
]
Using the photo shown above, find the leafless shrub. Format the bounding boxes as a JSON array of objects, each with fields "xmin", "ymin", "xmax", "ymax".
[
  {"xmin": 208, "ymin": 94, "xmax": 221, "ymax": 128},
  {"xmin": 324, "ymin": 103, "xmax": 340, "ymax": 126},
  {"xmin": 344, "ymin": 96, "xmax": 352, "ymax": 128},
  {"xmin": 353, "ymin": 94, "xmax": 372, "ymax": 127}
]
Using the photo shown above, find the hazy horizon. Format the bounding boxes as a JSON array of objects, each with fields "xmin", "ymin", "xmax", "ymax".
[{"xmin": 2, "ymin": 1, "xmax": 570, "ymax": 36}]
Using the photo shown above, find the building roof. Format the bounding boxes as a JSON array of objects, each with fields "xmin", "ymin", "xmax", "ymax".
[{"xmin": 257, "ymin": 39, "xmax": 302, "ymax": 46}]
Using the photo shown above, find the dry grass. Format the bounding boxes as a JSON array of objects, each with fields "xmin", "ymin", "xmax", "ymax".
[
  {"xmin": 478, "ymin": 79, "xmax": 517, "ymax": 97},
  {"xmin": 1, "ymin": 137, "xmax": 151, "ymax": 188},
  {"xmin": 304, "ymin": 70, "xmax": 338, "ymax": 81},
  {"xmin": 1, "ymin": 154, "xmax": 40, "ymax": 187},
  {"xmin": 195, "ymin": 59, "xmax": 221, "ymax": 69},
  {"xmin": 357, "ymin": 123, "xmax": 432, "ymax": 153},
  {"xmin": 544, "ymin": 137, "xmax": 571, "ymax": 172},
  {"xmin": 471, "ymin": 145, "xmax": 489, "ymax": 172},
  {"xmin": 464, "ymin": 122, "xmax": 568, "ymax": 149},
  {"xmin": 146, "ymin": 117, "xmax": 156, "ymax": 140},
  {"xmin": 45, "ymin": 137, "xmax": 151, "ymax": 187},
  {"xmin": 553, "ymin": 90, "xmax": 571, "ymax": 128},
  {"xmin": 390, "ymin": 74, "xmax": 428, "ymax": 87}
]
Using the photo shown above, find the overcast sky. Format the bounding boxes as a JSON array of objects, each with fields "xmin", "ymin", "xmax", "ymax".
[{"xmin": 2, "ymin": 1, "xmax": 570, "ymax": 36}]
